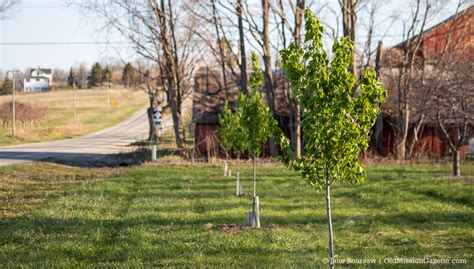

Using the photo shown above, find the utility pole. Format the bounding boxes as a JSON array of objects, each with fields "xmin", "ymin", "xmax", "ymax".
[
  {"xmin": 8, "ymin": 69, "xmax": 20, "ymax": 137},
  {"xmin": 73, "ymin": 79, "xmax": 77, "ymax": 124},
  {"xmin": 107, "ymin": 79, "xmax": 110, "ymax": 110},
  {"xmin": 106, "ymin": 42, "xmax": 111, "ymax": 111},
  {"xmin": 127, "ymin": 72, "xmax": 130, "ymax": 89}
]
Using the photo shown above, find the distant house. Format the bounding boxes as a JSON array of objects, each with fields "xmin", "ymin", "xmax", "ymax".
[{"xmin": 23, "ymin": 68, "xmax": 53, "ymax": 93}]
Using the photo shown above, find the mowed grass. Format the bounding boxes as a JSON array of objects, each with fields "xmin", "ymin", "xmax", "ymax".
[
  {"xmin": 0, "ymin": 87, "xmax": 148, "ymax": 146},
  {"xmin": 0, "ymin": 162, "xmax": 473, "ymax": 267}
]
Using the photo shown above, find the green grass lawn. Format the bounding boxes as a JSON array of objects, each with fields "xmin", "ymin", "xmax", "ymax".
[{"xmin": 0, "ymin": 162, "xmax": 472, "ymax": 267}]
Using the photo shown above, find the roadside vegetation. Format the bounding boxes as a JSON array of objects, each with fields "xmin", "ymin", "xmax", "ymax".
[
  {"xmin": 0, "ymin": 162, "xmax": 472, "ymax": 267},
  {"xmin": 0, "ymin": 87, "xmax": 147, "ymax": 146}
]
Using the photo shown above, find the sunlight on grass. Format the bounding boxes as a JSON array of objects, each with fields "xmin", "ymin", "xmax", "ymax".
[{"xmin": 0, "ymin": 162, "xmax": 472, "ymax": 267}]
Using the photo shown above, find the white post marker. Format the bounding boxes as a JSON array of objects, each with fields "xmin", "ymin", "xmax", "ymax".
[
  {"xmin": 151, "ymin": 145, "xmax": 157, "ymax": 160},
  {"xmin": 151, "ymin": 106, "xmax": 162, "ymax": 161},
  {"xmin": 236, "ymin": 172, "xmax": 243, "ymax": 196},
  {"xmin": 236, "ymin": 177, "xmax": 240, "ymax": 196},
  {"xmin": 253, "ymin": 195, "xmax": 260, "ymax": 228}
]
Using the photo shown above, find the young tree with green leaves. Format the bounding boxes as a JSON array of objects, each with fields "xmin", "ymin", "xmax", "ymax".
[
  {"xmin": 280, "ymin": 10, "xmax": 386, "ymax": 268},
  {"xmin": 219, "ymin": 93, "xmax": 249, "ymax": 195},
  {"xmin": 241, "ymin": 52, "xmax": 278, "ymax": 227},
  {"xmin": 219, "ymin": 94, "xmax": 248, "ymax": 181},
  {"xmin": 219, "ymin": 101, "xmax": 237, "ymax": 176}
]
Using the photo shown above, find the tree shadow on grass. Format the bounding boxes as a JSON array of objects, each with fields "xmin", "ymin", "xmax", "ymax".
[
  {"xmin": 404, "ymin": 188, "xmax": 473, "ymax": 207},
  {"xmin": 0, "ymin": 213, "xmax": 321, "ymax": 267},
  {"xmin": 0, "ymin": 151, "xmax": 145, "ymax": 168}
]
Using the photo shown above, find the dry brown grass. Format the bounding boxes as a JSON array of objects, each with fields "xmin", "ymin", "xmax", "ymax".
[{"xmin": 0, "ymin": 87, "xmax": 148, "ymax": 146}]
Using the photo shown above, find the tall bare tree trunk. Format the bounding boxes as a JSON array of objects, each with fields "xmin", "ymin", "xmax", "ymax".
[
  {"xmin": 396, "ymin": 82, "xmax": 409, "ymax": 159},
  {"xmin": 394, "ymin": 0, "xmax": 429, "ymax": 160},
  {"xmin": 151, "ymin": 0, "xmax": 186, "ymax": 152},
  {"xmin": 292, "ymin": 0, "xmax": 304, "ymax": 158},
  {"xmin": 325, "ymin": 172, "xmax": 334, "ymax": 268},
  {"xmin": 211, "ymin": 0, "xmax": 228, "ymax": 98},
  {"xmin": 237, "ymin": 0, "xmax": 248, "ymax": 95},
  {"xmin": 453, "ymin": 150, "xmax": 461, "ymax": 176},
  {"xmin": 262, "ymin": 0, "xmax": 277, "ymax": 156},
  {"xmin": 437, "ymin": 112, "xmax": 466, "ymax": 177},
  {"xmin": 340, "ymin": 0, "xmax": 358, "ymax": 79},
  {"xmin": 374, "ymin": 41, "xmax": 383, "ymax": 155},
  {"xmin": 147, "ymin": 89, "xmax": 159, "ymax": 143},
  {"xmin": 396, "ymin": 108, "xmax": 409, "ymax": 159}
]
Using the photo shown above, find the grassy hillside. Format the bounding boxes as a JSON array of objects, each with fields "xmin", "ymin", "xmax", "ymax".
[
  {"xmin": 0, "ymin": 162, "xmax": 472, "ymax": 267},
  {"xmin": 0, "ymin": 87, "xmax": 148, "ymax": 146}
]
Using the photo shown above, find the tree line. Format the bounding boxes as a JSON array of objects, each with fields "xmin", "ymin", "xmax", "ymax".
[
  {"xmin": 0, "ymin": 61, "xmax": 150, "ymax": 94},
  {"xmin": 74, "ymin": 0, "xmax": 472, "ymax": 164}
]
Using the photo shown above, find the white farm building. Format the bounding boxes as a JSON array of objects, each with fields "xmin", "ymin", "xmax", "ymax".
[{"xmin": 23, "ymin": 68, "xmax": 53, "ymax": 93}]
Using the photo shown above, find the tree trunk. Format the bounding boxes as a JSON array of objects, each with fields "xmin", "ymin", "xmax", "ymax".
[
  {"xmin": 169, "ymin": 96, "xmax": 185, "ymax": 151},
  {"xmin": 292, "ymin": 0, "xmax": 304, "ymax": 158},
  {"xmin": 325, "ymin": 175, "xmax": 335, "ymax": 269},
  {"xmin": 253, "ymin": 155, "xmax": 256, "ymax": 197},
  {"xmin": 294, "ymin": 103, "xmax": 302, "ymax": 158},
  {"xmin": 211, "ymin": 0, "xmax": 228, "ymax": 98},
  {"xmin": 262, "ymin": 0, "xmax": 277, "ymax": 156},
  {"xmin": 407, "ymin": 115, "xmax": 425, "ymax": 158},
  {"xmin": 147, "ymin": 94, "xmax": 158, "ymax": 143},
  {"xmin": 453, "ymin": 149, "xmax": 461, "ymax": 176},
  {"xmin": 237, "ymin": 154, "xmax": 241, "ymax": 179},
  {"xmin": 237, "ymin": 0, "xmax": 248, "ymax": 95},
  {"xmin": 147, "ymin": 107, "xmax": 158, "ymax": 143},
  {"xmin": 151, "ymin": 0, "xmax": 185, "ymax": 153},
  {"xmin": 252, "ymin": 155, "xmax": 260, "ymax": 227},
  {"xmin": 373, "ymin": 41, "xmax": 383, "ymax": 155},
  {"xmin": 341, "ymin": 0, "xmax": 358, "ymax": 79},
  {"xmin": 396, "ymin": 102, "xmax": 409, "ymax": 160}
]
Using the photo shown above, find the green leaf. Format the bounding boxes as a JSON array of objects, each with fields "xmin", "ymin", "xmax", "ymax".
[{"xmin": 278, "ymin": 8, "xmax": 387, "ymax": 188}]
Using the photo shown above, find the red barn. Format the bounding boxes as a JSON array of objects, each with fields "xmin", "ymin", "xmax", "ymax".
[{"xmin": 376, "ymin": 6, "xmax": 473, "ymax": 157}]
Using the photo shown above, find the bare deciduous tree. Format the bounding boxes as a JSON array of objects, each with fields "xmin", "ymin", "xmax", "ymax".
[
  {"xmin": 433, "ymin": 68, "xmax": 473, "ymax": 176},
  {"xmin": 384, "ymin": 0, "xmax": 431, "ymax": 160},
  {"xmin": 339, "ymin": 0, "xmax": 360, "ymax": 79},
  {"xmin": 77, "ymin": 0, "xmax": 199, "ymax": 153},
  {"xmin": 382, "ymin": 0, "xmax": 471, "ymax": 160},
  {"xmin": 0, "ymin": 0, "xmax": 20, "ymax": 19},
  {"xmin": 423, "ymin": 4, "xmax": 473, "ymax": 175}
]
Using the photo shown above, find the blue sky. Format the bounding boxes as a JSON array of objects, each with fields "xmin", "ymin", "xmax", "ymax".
[
  {"xmin": 0, "ymin": 0, "xmax": 467, "ymax": 72},
  {"xmin": 0, "ymin": 0, "xmax": 130, "ymax": 71}
]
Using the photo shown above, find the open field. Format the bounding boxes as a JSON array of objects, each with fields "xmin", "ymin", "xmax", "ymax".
[
  {"xmin": 0, "ymin": 161, "xmax": 472, "ymax": 267},
  {"xmin": 0, "ymin": 87, "xmax": 148, "ymax": 146}
]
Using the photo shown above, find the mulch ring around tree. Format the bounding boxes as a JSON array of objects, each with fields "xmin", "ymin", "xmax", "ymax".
[{"xmin": 206, "ymin": 223, "xmax": 304, "ymax": 232}]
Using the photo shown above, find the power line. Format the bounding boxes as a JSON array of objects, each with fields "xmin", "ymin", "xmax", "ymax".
[{"xmin": 0, "ymin": 41, "xmax": 133, "ymax": 46}]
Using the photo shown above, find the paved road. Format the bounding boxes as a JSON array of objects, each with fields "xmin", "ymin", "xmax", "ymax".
[{"xmin": 0, "ymin": 109, "xmax": 170, "ymax": 167}]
